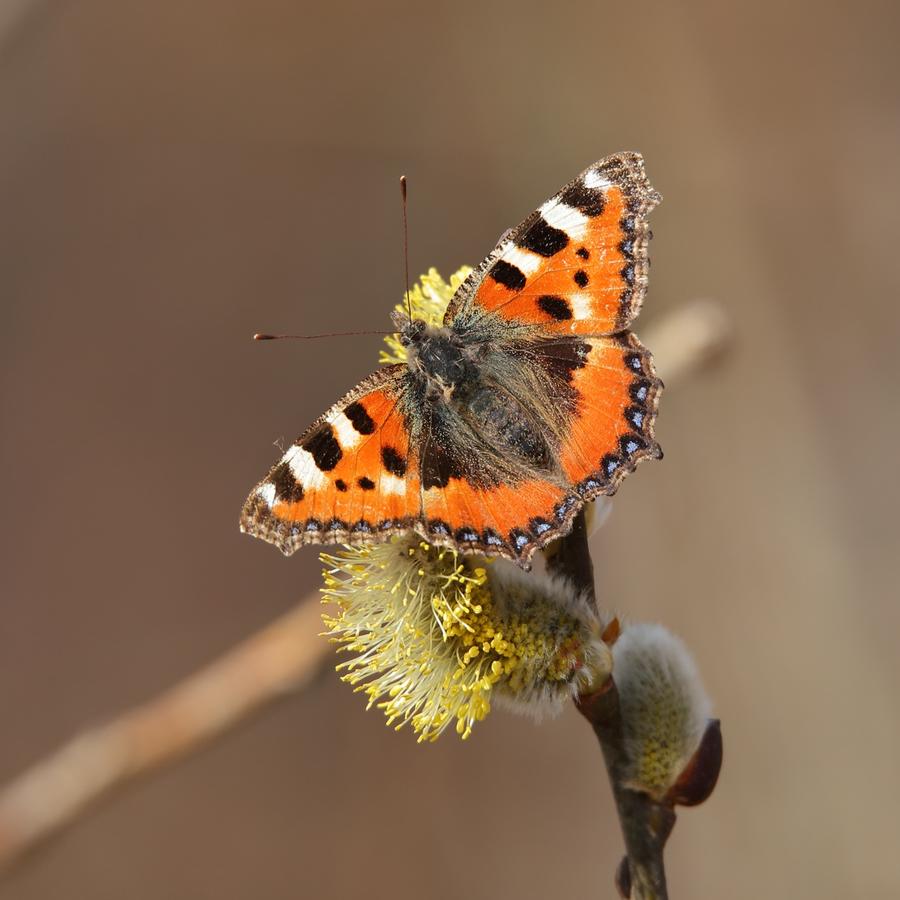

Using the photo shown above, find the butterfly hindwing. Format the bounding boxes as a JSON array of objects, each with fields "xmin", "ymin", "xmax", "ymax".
[
  {"xmin": 240, "ymin": 366, "xmax": 421, "ymax": 553},
  {"xmin": 420, "ymin": 476, "xmax": 578, "ymax": 560},
  {"xmin": 414, "ymin": 333, "xmax": 662, "ymax": 560},
  {"xmin": 548, "ymin": 333, "xmax": 663, "ymax": 495},
  {"xmin": 446, "ymin": 152, "xmax": 660, "ymax": 336}
]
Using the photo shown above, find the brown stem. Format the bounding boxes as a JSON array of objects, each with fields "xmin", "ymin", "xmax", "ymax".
[{"xmin": 548, "ymin": 510, "xmax": 675, "ymax": 900}]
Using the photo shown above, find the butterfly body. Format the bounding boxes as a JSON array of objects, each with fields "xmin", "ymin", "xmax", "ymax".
[
  {"xmin": 242, "ymin": 152, "xmax": 664, "ymax": 567},
  {"xmin": 401, "ymin": 316, "xmax": 559, "ymax": 477}
]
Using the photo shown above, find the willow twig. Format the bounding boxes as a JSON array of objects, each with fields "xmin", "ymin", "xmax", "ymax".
[
  {"xmin": 0, "ymin": 596, "xmax": 326, "ymax": 870},
  {"xmin": 545, "ymin": 297, "xmax": 732, "ymax": 899},
  {"xmin": 548, "ymin": 512, "xmax": 675, "ymax": 900}
]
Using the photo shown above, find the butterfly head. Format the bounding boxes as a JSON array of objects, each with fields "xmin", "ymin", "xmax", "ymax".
[{"xmin": 394, "ymin": 315, "xmax": 428, "ymax": 345}]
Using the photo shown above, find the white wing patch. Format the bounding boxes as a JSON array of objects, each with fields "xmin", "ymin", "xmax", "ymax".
[
  {"xmin": 569, "ymin": 292, "xmax": 593, "ymax": 320},
  {"xmin": 540, "ymin": 200, "xmax": 589, "ymax": 240},
  {"xmin": 502, "ymin": 243, "xmax": 543, "ymax": 276},
  {"xmin": 380, "ymin": 474, "xmax": 407, "ymax": 496},
  {"xmin": 284, "ymin": 445, "xmax": 328, "ymax": 490},
  {"xmin": 328, "ymin": 409, "xmax": 362, "ymax": 451},
  {"xmin": 583, "ymin": 169, "xmax": 612, "ymax": 190},
  {"xmin": 256, "ymin": 483, "xmax": 277, "ymax": 507}
]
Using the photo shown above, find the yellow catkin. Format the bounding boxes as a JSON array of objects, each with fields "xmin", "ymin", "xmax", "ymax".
[{"xmin": 321, "ymin": 536, "xmax": 604, "ymax": 742}]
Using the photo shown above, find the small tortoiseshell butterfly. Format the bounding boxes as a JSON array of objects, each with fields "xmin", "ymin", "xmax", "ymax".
[{"xmin": 241, "ymin": 152, "xmax": 663, "ymax": 567}]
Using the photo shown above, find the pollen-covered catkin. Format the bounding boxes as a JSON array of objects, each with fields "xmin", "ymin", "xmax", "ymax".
[{"xmin": 321, "ymin": 536, "xmax": 612, "ymax": 741}]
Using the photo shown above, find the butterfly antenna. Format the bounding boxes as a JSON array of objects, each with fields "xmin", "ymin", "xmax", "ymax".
[
  {"xmin": 253, "ymin": 330, "xmax": 391, "ymax": 341},
  {"xmin": 400, "ymin": 175, "xmax": 413, "ymax": 323}
]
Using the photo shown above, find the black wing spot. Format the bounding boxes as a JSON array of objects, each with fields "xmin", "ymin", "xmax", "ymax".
[
  {"xmin": 302, "ymin": 426, "xmax": 342, "ymax": 472},
  {"xmin": 335, "ymin": 478, "xmax": 348, "ymax": 492},
  {"xmin": 270, "ymin": 462, "xmax": 304, "ymax": 503},
  {"xmin": 576, "ymin": 247, "xmax": 590, "ymax": 260},
  {"xmin": 621, "ymin": 263, "xmax": 635, "ymax": 287},
  {"xmin": 489, "ymin": 259, "xmax": 527, "ymax": 291},
  {"xmin": 357, "ymin": 476, "xmax": 376, "ymax": 490},
  {"xmin": 517, "ymin": 217, "xmax": 570, "ymax": 257},
  {"xmin": 381, "ymin": 446, "xmax": 407, "ymax": 477},
  {"xmin": 344, "ymin": 401, "xmax": 376, "ymax": 435},
  {"xmin": 573, "ymin": 269, "xmax": 589, "ymax": 288},
  {"xmin": 559, "ymin": 183, "xmax": 606, "ymax": 218},
  {"xmin": 537, "ymin": 295, "xmax": 572, "ymax": 321}
]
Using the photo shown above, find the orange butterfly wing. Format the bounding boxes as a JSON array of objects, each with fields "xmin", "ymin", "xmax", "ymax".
[
  {"xmin": 416, "ymin": 333, "xmax": 661, "ymax": 562},
  {"xmin": 240, "ymin": 366, "xmax": 421, "ymax": 553},
  {"xmin": 446, "ymin": 152, "xmax": 659, "ymax": 336},
  {"xmin": 420, "ymin": 477, "xmax": 577, "ymax": 559},
  {"xmin": 555, "ymin": 333, "xmax": 663, "ymax": 494}
]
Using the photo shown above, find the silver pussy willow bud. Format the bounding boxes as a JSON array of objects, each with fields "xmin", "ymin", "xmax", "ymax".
[{"xmin": 612, "ymin": 623, "xmax": 713, "ymax": 800}]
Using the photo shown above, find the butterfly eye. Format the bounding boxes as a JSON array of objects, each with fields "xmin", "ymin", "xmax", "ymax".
[{"xmin": 400, "ymin": 319, "xmax": 426, "ymax": 346}]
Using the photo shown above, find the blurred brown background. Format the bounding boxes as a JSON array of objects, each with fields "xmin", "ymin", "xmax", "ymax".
[{"xmin": 2, "ymin": 1, "xmax": 899, "ymax": 897}]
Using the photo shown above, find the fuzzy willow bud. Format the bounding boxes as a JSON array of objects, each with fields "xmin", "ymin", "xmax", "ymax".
[{"xmin": 612, "ymin": 623, "xmax": 714, "ymax": 800}]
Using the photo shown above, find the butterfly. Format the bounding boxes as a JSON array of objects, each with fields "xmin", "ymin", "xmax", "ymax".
[{"xmin": 241, "ymin": 151, "xmax": 663, "ymax": 568}]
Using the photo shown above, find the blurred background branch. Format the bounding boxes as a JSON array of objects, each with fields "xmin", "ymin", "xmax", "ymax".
[
  {"xmin": 0, "ymin": 597, "xmax": 326, "ymax": 871},
  {"xmin": 0, "ymin": 299, "xmax": 730, "ymax": 876}
]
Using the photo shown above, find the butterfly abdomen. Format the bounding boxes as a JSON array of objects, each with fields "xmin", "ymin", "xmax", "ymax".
[
  {"xmin": 407, "ymin": 323, "xmax": 551, "ymax": 471},
  {"xmin": 463, "ymin": 386, "xmax": 550, "ymax": 469}
]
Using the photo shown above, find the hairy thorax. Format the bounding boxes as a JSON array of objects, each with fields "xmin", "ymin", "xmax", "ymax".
[{"xmin": 401, "ymin": 319, "xmax": 551, "ymax": 470}]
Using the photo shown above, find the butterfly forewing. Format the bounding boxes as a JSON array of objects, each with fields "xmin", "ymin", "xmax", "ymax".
[
  {"xmin": 240, "ymin": 366, "xmax": 421, "ymax": 552},
  {"xmin": 446, "ymin": 152, "xmax": 660, "ymax": 336}
]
